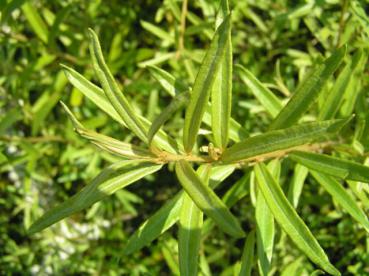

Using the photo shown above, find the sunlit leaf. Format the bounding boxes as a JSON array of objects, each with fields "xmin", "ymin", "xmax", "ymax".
[
  {"xmin": 175, "ymin": 160, "xmax": 244, "ymax": 238},
  {"xmin": 290, "ymin": 151, "xmax": 369, "ymax": 183},
  {"xmin": 183, "ymin": 16, "xmax": 231, "ymax": 152},
  {"xmin": 269, "ymin": 46, "xmax": 346, "ymax": 130},
  {"xmin": 88, "ymin": 29, "xmax": 148, "ymax": 143},
  {"xmin": 254, "ymin": 163, "xmax": 339, "ymax": 276},
  {"xmin": 179, "ymin": 165, "xmax": 211, "ymax": 276},
  {"xmin": 221, "ymin": 118, "xmax": 351, "ymax": 163},
  {"xmin": 29, "ymin": 161, "xmax": 162, "ymax": 234}
]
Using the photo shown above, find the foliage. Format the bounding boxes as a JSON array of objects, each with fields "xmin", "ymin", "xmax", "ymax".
[{"xmin": 2, "ymin": 0, "xmax": 369, "ymax": 275}]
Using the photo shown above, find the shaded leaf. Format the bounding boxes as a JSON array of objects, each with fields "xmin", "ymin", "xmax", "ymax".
[{"xmin": 311, "ymin": 171, "xmax": 369, "ymax": 232}]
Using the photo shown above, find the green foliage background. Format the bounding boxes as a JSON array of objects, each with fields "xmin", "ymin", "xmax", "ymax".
[{"xmin": 1, "ymin": 0, "xmax": 369, "ymax": 274}]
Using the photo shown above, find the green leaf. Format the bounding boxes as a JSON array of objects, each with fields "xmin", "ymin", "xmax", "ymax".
[
  {"xmin": 239, "ymin": 230, "xmax": 256, "ymax": 276},
  {"xmin": 28, "ymin": 161, "xmax": 162, "ymax": 234},
  {"xmin": 61, "ymin": 64, "xmax": 178, "ymax": 154},
  {"xmin": 236, "ymin": 65, "xmax": 283, "ymax": 118},
  {"xmin": 183, "ymin": 16, "xmax": 231, "ymax": 152},
  {"xmin": 179, "ymin": 165, "xmax": 211, "ymax": 276},
  {"xmin": 140, "ymin": 20, "xmax": 175, "ymax": 44},
  {"xmin": 254, "ymin": 163, "xmax": 340, "ymax": 276},
  {"xmin": 148, "ymin": 65, "xmax": 187, "ymax": 97},
  {"xmin": 88, "ymin": 29, "xmax": 148, "ymax": 143},
  {"xmin": 287, "ymin": 164, "xmax": 309, "ymax": 208},
  {"xmin": 269, "ymin": 46, "xmax": 346, "ymax": 130},
  {"xmin": 175, "ymin": 160, "xmax": 244, "ymax": 238},
  {"xmin": 124, "ymin": 165, "xmax": 235, "ymax": 254},
  {"xmin": 290, "ymin": 151, "xmax": 369, "ymax": 183},
  {"xmin": 221, "ymin": 118, "xmax": 351, "ymax": 163},
  {"xmin": 61, "ymin": 102, "xmax": 155, "ymax": 160},
  {"xmin": 319, "ymin": 50, "xmax": 363, "ymax": 120},
  {"xmin": 148, "ymin": 64, "xmax": 248, "ymax": 142},
  {"xmin": 256, "ymin": 160, "xmax": 279, "ymax": 276},
  {"xmin": 310, "ymin": 171, "xmax": 369, "ymax": 232},
  {"xmin": 124, "ymin": 192, "xmax": 184, "ymax": 255},
  {"xmin": 351, "ymin": 0, "xmax": 369, "ymax": 37},
  {"xmin": 148, "ymin": 91, "xmax": 190, "ymax": 145},
  {"xmin": 212, "ymin": 0, "xmax": 232, "ymax": 150},
  {"xmin": 21, "ymin": 2, "xmax": 49, "ymax": 43}
]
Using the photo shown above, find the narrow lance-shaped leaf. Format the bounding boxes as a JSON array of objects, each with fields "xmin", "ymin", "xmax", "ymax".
[
  {"xmin": 239, "ymin": 230, "xmax": 256, "ymax": 276},
  {"xmin": 61, "ymin": 64, "xmax": 178, "ymax": 154},
  {"xmin": 237, "ymin": 64, "xmax": 283, "ymax": 118},
  {"xmin": 289, "ymin": 151, "xmax": 369, "ymax": 183},
  {"xmin": 148, "ymin": 91, "xmax": 190, "ymax": 145},
  {"xmin": 175, "ymin": 160, "xmax": 244, "ymax": 238},
  {"xmin": 254, "ymin": 163, "xmax": 340, "ymax": 276},
  {"xmin": 310, "ymin": 171, "xmax": 369, "ymax": 232},
  {"xmin": 28, "ymin": 161, "xmax": 162, "ymax": 234},
  {"xmin": 287, "ymin": 164, "xmax": 309, "ymax": 208},
  {"xmin": 183, "ymin": 16, "xmax": 231, "ymax": 152},
  {"xmin": 179, "ymin": 165, "xmax": 211, "ymax": 276},
  {"xmin": 148, "ymin": 64, "xmax": 248, "ymax": 142},
  {"xmin": 212, "ymin": 0, "xmax": 232, "ymax": 150},
  {"xmin": 202, "ymin": 172, "xmax": 250, "ymax": 236},
  {"xmin": 269, "ymin": 46, "xmax": 346, "ymax": 130},
  {"xmin": 319, "ymin": 50, "xmax": 363, "ymax": 120},
  {"xmin": 88, "ymin": 29, "xmax": 148, "ymax": 143},
  {"xmin": 221, "ymin": 117, "xmax": 351, "ymax": 164},
  {"xmin": 124, "ymin": 165, "xmax": 235, "ymax": 254},
  {"xmin": 148, "ymin": 65, "xmax": 187, "ymax": 97},
  {"xmin": 61, "ymin": 102, "xmax": 155, "ymax": 160},
  {"xmin": 256, "ymin": 160, "xmax": 279, "ymax": 276}
]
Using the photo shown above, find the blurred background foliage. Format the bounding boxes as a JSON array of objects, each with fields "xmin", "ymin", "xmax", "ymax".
[{"xmin": 1, "ymin": 0, "xmax": 369, "ymax": 274}]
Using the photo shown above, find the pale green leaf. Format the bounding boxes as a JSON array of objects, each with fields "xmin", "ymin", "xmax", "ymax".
[
  {"xmin": 21, "ymin": 2, "xmax": 49, "ymax": 43},
  {"xmin": 237, "ymin": 64, "xmax": 283, "ymax": 118},
  {"xmin": 287, "ymin": 164, "xmax": 309, "ymax": 208},
  {"xmin": 175, "ymin": 160, "xmax": 244, "ymax": 238},
  {"xmin": 28, "ymin": 161, "xmax": 162, "ymax": 234},
  {"xmin": 269, "ymin": 46, "xmax": 346, "ymax": 130},
  {"xmin": 221, "ymin": 117, "xmax": 351, "ymax": 163},
  {"xmin": 256, "ymin": 160, "xmax": 279, "ymax": 276},
  {"xmin": 88, "ymin": 29, "xmax": 148, "ymax": 143},
  {"xmin": 61, "ymin": 64, "xmax": 178, "ymax": 154},
  {"xmin": 289, "ymin": 151, "xmax": 369, "ymax": 183},
  {"xmin": 183, "ymin": 16, "xmax": 231, "ymax": 152},
  {"xmin": 310, "ymin": 171, "xmax": 369, "ymax": 232},
  {"xmin": 140, "ymin": 20, "xmax": 175, "ymax": 44},
  {"xmin": 254, "ymin": 163, "xmax": 340, "ymax": 276},
  {"xmin": 351, "ymin": 0, "xmax": 369, "ymax": 37},
  {"xmin": 61, "ymin": 102, "xmax": 155, "ymax": 160},
  {"xmin": 179, "ymin": 165, "xmax": 211, "ymax": 276},
  {"xmin": 212, "ymin": 0, "xmax": 232, "ymax": 150}
]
